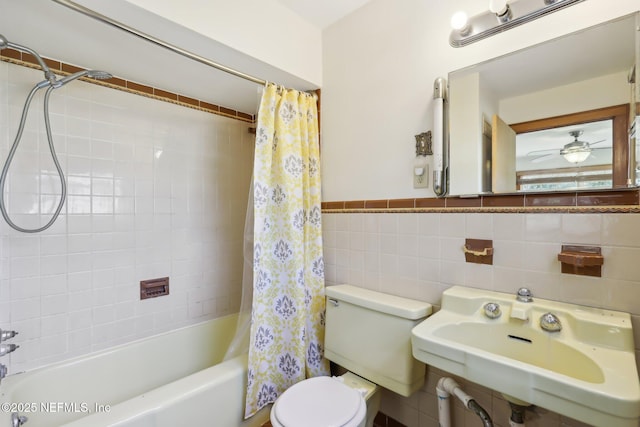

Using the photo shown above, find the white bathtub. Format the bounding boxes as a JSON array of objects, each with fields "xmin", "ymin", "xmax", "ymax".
[{"xmin": 0, "ymin": 314, "xmax": 269, "ymax": 427}]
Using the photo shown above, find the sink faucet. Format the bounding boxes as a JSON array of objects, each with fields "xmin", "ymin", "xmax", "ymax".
[{"xmin": 516, "ymin": 287, "xmax": 533, "ymax": 303}]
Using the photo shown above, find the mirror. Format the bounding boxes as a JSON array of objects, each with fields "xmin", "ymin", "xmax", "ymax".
[{"xmin": 448, "ymin": 13, "xmax": 638, "ymax": 196}]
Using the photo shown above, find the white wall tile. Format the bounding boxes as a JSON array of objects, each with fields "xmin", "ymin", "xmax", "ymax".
[
  {"xmin": 440, "ymin": 260, "xmax": 465, "ymax": 286},
  {"xmin": 560, "ymin": 274, "xmax": 605, "ymax": 309},
  {"xmin": 493, "ymin": 240, "xmax": 524, "ymax": 269},
  {"xmin": 464, "ymin": 263, "xmax": 493, "ymax": 289},
  {"xmin": 524, "ymin": 214, "xmax": 562, "ymax": 243},
  {"xmin": 465, "ymin": 213, "xmax": 493, "ymax": 240},
  {"xmin": 561, "ymin": 213, "xmax": 602, "ymax": 245},
  {"xmin": 380, "ymin": 233, "xmax": 398, "ymax": 255},
  {"xmin": 398, "ymin": 233, "xmax": 418, "ymax": 257},
  {"xmin": 602, "ymin": 214, "xmax": 640, "ymax": 246},
  {"xmin": 421, "ymin": 213, "xmax": 445, "ymax": 238},
  {"xmin": 492, "ymin": 267, "xmax": 525, "ymax": 294},
  {"xmin": 0, "ymin": 63, "xmax": 252, "ymax": 373},
  {"xmin": 348, "ymin": 213, "xmax": 365, "ymax": 232},
  {"xmin": 10, "ymin": 277, "xmax": 40, "ymax": 300},
  {"xmin": 379, "ymin": 214, "xmax": 398, "ymax": 234},
  {"xmin": 398, "ymin": 213, "xmax": 418, "ymax": 235},
  {"xmin": 439, "ymin": 213, "xmax": 465, "ymax": 238},
  {"xmin": 417, "ymin": 235, "xmax": 439, "ymax": 260},
  {"xmin": 526, "ymin": 240, "xmax": 562, "ymax": 272},
  {"xmin": 349, "ymin": 231, "xmax": 365, "ymax": 251},
  {"xmin": 322, "ymin": 210, "xmax": 640, "ymax": 319},
  {"xmin": 440, "ymin": 237, "xmax": 464, "ymax": 262},
  {"xmin": 602, "ymin": 246, "xmax": 640, "ymax": 282}
]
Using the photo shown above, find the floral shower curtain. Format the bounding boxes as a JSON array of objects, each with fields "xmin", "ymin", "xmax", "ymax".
[{"xmin": 244, "ymin": 83, "xmax": 330, "ymax": 418}]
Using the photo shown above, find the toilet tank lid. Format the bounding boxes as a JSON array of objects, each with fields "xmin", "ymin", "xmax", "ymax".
[{"xmin": 326, "ymin": 285, "xmax": 432, "ymax": 320}]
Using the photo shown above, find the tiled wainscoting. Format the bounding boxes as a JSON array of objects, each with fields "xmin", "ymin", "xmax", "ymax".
[{"xmin": 322, "ymin": 210, "xmax": 640, "ymax": 427}]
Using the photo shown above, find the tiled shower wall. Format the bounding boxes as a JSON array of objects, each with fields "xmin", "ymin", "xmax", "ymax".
[
  {"xmin": 323, "ymin": 211, "xmax": 640, "ymax": 427},
  {"xmin": 0, "ymin": 62, "xmax": 254, "ymax": 373}
]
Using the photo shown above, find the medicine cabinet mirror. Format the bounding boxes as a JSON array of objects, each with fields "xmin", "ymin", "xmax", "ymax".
[{"xmin": 448, "ymin": 12, "xmax": 639, "ymax": 196}]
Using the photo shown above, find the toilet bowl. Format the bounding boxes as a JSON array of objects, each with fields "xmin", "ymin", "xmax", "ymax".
[{"xmin": 270, "ymin": 373, "xmax": 379, "ymax": 427}]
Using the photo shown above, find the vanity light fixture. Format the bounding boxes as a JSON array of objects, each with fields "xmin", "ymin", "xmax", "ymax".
[{"xmin": 450, "ymin": 0, "xmax": 586, "ymax": 47}]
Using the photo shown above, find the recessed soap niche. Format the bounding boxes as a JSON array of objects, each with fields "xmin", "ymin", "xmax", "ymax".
[{"xmin": 140, "ymin": 277, "xmax": 170, "ymax": 300}]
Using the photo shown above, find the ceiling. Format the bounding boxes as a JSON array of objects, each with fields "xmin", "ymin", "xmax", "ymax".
[
  {"xmin": 275, "ymin": 0, "xmax": 374, "ymax": 29},
  {"xmin": 0, "ymin": 0, "xmax": 372, "ymax": 116},
  {"xmin": 6, "ymin": 2, "xmax": 630, "ymax": 120}
]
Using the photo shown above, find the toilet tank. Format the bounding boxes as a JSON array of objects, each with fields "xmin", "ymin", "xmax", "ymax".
[{"xmin": 324, "ymin": 285, "xmax": 432, "ymax": 397}]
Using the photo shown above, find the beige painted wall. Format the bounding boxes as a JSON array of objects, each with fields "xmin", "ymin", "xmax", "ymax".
[{"xmin": 321, "ymin": 0, "xmax": 640, "ymax": 201}]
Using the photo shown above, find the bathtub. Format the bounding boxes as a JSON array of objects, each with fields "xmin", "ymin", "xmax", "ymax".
[{"xmin": 0, "ymin": 314, "xmax": 270, "ymax": 427}]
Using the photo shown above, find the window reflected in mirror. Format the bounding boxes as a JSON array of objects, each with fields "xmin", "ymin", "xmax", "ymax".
[
  {"xmin": 508, "ymin": 104, "xmax": 629, "ymax": 192},
  {"xmin": 516, "ymin": 119, "xmax": 613, "ymax": 191}
]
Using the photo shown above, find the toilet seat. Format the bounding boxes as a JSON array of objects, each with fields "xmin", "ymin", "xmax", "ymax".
[{"xmin": 272, "ymin": 376, "xmax": 366, "ymax": 427}]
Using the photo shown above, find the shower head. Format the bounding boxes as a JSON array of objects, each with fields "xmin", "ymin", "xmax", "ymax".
[
  {"xmin": 0, "ymin": 34, "xmax": 56, "ymax": 84},
  {"xmin": 87, "ymin": 70, "xmax": 113, "ymax": 80},
  {"xmin": 55, "ymin": 69, "xmax": 113, "ymax": 87}
]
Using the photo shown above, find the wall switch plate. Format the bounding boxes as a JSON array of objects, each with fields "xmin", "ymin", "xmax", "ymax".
[{"xmin": 413, "ymin": 165, "xmax": 429, "ymax": 188}]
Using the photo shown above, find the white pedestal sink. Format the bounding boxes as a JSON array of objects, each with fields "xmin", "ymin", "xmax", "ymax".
[{"xmin": 411, "ymin": 286, "xmax": 640, "ymax": 427}]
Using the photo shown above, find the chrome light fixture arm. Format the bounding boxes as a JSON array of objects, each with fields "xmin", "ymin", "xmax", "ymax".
[{"xmin": 450, "ymin": 0, "xmax": 586, "ymax": 48}]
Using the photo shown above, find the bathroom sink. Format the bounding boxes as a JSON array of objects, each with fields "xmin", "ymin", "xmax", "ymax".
[{"xmin": 411, "ymin": 286, "xmax": 640, "ymax": 427}]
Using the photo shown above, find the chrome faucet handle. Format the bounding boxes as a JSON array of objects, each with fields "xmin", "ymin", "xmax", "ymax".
[
  {"xmin": 540, "ymin": 312, "xmax": 562, "ymax": 332},
  {"xmin": 0, "ymin": 363, "xmax": 7, "ymax": 383},
  {"xmin": 483, "ymin": 302, "xmax": 502, "ymax": 319},
  {"xmin": 516, "ymin": 287, "xmax": 533, "ymax": 303},
  {"xmin": 0, "ymin": 329, "xmax": 18, "ymax": 342},
  {"xmin": 0, "ymin": 344, "xmax": 19, "ymax": 357}
]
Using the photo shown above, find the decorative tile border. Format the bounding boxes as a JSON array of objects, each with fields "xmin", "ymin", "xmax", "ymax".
[
  {"xmin": 1, "ymin": 48, "xmax": 255, "ymax": 123},
  {"xmin": 322, "ymin": 188, "xmax": 640, "ymax": 214}
]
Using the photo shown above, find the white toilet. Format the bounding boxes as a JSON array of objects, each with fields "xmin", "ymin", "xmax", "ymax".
[{"xmin": 270, "ymin": 284, "xmax": 432, "ymax": 427}]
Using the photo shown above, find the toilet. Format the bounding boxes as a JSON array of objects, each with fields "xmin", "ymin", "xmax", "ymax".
[{"xmin": 270, "ymin": 284, "xmax": 433, "ymax": 427}]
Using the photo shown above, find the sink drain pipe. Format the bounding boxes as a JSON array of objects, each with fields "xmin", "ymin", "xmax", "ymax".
[
  {"xmin": 508, "ymin": 401, "xmax": 527, "ymax": 427},
  {"xmin": 436, "ymin": 377, "xmax": 493, "ymax": 427}
]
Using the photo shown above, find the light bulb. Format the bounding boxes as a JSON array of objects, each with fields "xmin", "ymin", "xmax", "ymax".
[
  {"xmin": 563, "ymin": 150, "xmax": 591, "ymax": 164},
  {"xmin": 450, "ymin": 11, "xmax": 469, "ymax": 32},
  {"xmin": 489, "ymin": 0, "xmax": 509, "ymax": 15}
]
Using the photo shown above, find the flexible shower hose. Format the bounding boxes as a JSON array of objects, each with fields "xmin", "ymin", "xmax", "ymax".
[{"xmin": 0, "ymin": 83, "xmax": 67, "ymax": 233}]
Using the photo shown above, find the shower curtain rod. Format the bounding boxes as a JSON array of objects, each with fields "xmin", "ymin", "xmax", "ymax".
[{"xmin": 52, "ymin": 0, "xmax": 267, "ymax": 86}]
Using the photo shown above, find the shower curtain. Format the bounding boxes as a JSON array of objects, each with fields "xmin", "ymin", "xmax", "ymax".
[{"xmin": 244, "ymin": 83, "xmax": 330, "ymax": 418}]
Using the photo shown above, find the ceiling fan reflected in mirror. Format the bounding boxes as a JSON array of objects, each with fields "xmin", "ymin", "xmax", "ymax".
[{"xmin": 526, "ymin": 130, "xmax": 607, "ymax": 164}]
